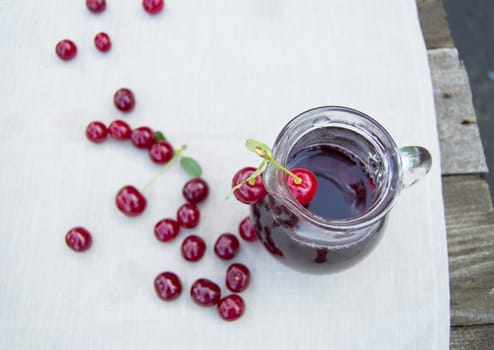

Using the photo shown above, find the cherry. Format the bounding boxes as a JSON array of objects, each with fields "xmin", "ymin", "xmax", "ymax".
[
  {"xmin": 214, "ymin": 233, "xmax": 240, "ymax": 260},
  {"xmin": 55, "ymin": 39, "xmax": 77, "ymax": 61},
  {"xmin": 94, "ymin": 32, "xmax": 111, "ymax": 52},
  {"xmin": 115, "ymin": 185, "xmax": 147, "ymax": 216},
  {"xmin": 217, "ymin": 295, "xmax": 245, "ymax": 321},
  {"xmin": 234, "ymin": 139, "xmax": 317, "ymax": 206},
  {"xmin": 154, "ymin": 271, "xmax": 182, "ymax": 301},
  {"xmin": 238, "ymin": 216, "xmax": 257, "ymax": 242},
  {"xmin": 130, "ymin": 126, "xmax": 155, "ymax": 149},
  {"xmin": 114, "ymin": 88, "xmax": 135, "ymax": 113},
  {"xmin": 85, "ymin": 121, "xmax": 108, "ymax": 143},
  {"xmin": 226, "ymin": 263, "xmax": 250, "ymax": 293},
  {"xmin": 181, "ymin": 235, "xmax": 206, "ymax": 262},
  {"xmin": 149, "ymin": 141, "xmax": 174, "ymax": 164},
  {"xmin": 143, "ymin": 0, "xmax": 164, "ymax": 15},
  {"xmin": 154, "ymin": 218, "xmax": 180, "ymax": 242},
  {"xmin": 182, "ymin": 178, "xmax": 209, "ymax": 204},
  {"xmin": 108, "ymin": 120, "xmax": 132, "ymax": 140},
  {"xmin": 65, "ymin": 227, "xmax": 92, "ymax": 252},
  {"xmin": 190, "ymin": 278, "xmax": 221, "ymax": 307},
  {"xmin": 231, "ymin": 167, "xmax": 266, "ymax": 205},
  {"xmin": 86, "ymin": 0, "xmax": 106, "ymax": 13},
  {"xmin": 286, "ymin": 168, "xmax": 318, "ymax": 206},
  {"xmin": 176, "ymin": 203, "xmax": 200, "ymax": 228}
]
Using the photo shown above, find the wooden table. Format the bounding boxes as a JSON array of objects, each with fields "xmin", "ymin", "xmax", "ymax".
[{"xmin": 417, "ymin": 1, "xmax": 494, "ymax": 348}]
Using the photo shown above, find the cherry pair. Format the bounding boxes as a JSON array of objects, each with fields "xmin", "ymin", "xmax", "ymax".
[
  {"xmin": 230, "ymin": 139, "xmax": 318, "ymax": 207},
  {"xmin": 189, "ymin": 277, "xmax": 246, "ymax": 322},
  {"xmin": 232, "ymin": 166, "xmax": 318, "ymax": 206},
  {"xmin": 86, "ymin": 0, "xmax": 165, "ymax": 15},
  {"xmin": 55, "ymin": 33, "xmax": 111, "ymax": 61}
]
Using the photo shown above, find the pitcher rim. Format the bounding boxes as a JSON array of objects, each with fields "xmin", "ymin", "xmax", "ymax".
[{"xmin": 266, "ymin": 105, "xmax": 403, "ymax": 231}]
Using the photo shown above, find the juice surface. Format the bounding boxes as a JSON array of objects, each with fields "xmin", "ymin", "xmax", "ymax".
[{"xmin": 287, "ymin": 145, "xmax": 375, "ymax": 219}]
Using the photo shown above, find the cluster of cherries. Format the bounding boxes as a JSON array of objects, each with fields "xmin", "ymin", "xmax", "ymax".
[
  {"xmin": 85, "ymin": 87, "xmax": 175, "ymax": 219},
  {"xmin": 65, "ymin": 83, "xmax": 260, "ymax": 320},
  {"xmin": 55, "ymin": 0, "xmax": 165, "ymax": 61},
  {"xmin": 152, "ymin": 177, "xmax": 257, "ymax": 321},
  {"xmin": 65, "ymin": 96, "xmax": 319, "ymax": 323},
  {"xmin": 146, "ymin": 166, "xmax": 257, "ymax": 321},
  {"xmin": 61, "ymin": 1, "xmax": 319, "ymax": 322}
]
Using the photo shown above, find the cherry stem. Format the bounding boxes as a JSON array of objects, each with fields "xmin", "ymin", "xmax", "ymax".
[
  {"xmin": 228, "ymin": 139, "xmax": 304, "ymax": 199},
  {"xmin": 246, "ymin": 139, "xmax": 302, "ymax": 184},
  {"xmin": 259, "ymin": 148, "xmax": 302, "ymax": 185},
  {"xmin": 141, "ymin": 145, "xmax": 187, "ymax": 193}
]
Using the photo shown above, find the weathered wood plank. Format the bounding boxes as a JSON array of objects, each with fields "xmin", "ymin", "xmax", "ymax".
[
  {"xmin": 451, "ymin": 324, "xmax": 494, "ymax": 350},
  {"xmin": 443, "ymin": 175, "xmax": 494, "ymax": 325},
  {"xmin": 428, "ymin": 49, "xmax": 488, "ymax": 175},
  {"xmin": 417, "ymin": 1, "xmax": 494, "ymax": 348},
  {"xmin": 416, "ymin": 0, "xmax": 454, "ymax": 49}
]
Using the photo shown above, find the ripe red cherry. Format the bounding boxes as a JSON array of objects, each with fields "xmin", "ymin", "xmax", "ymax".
[
  {"xmin": 114, "ymin": 88, "xmax": 135, "ymax": 113},
  {"xmin": 86, "ymin": 0, "xmax": 106, "ymax": 13},
  {"xmin": 65, "ymin": 227, "xmax": 92, "ymax": 252},
  {"xmin": 182, "ymin": 178, "xmax": 209, "ymax": 204},
  {"xmin": 238, "ymin": 216, "xmax": 257, "ymax": 242},
  {"xmin": 190, "ymin": 278, "xmax": 221, "ymax": 306},
  {"xmin": 154, "ymin": 218, "xmax": 180, "ymax": 242},
  {"xmin": 286, "ymin": 168, "xmax": 318, "ymax": 206},
  {"xmin": 130, "ymin": 126, "xmax": 155, "ymax": 149},
  {"xmin": 217, "ymin": 294, "xmax": 245, "ymax": 321},
  {"xmin": 176, "ymin": 203, "xmax": 200, "ymax": 228},
  {"xmin": 181, "ymin": 235, "xmax": 206, "ymax": 262},
  {"xmin": 94, "ymin": 32, "xmax": 111, "ymax": 52},
  {"xmin": 154, "ymin": 271, "xmax": 182, "ymax": 301},
  {"xmin": 108, "ymin": 119, "xmax": 132, "ymax": 140},
  {"xmin": 55, "ymin": 39, "xmax": 77, "ymax": 61},
  {"xmin": 85, "ymin": 121, "xmax": 108, "ymax": 143},
  {"xmin": 214, "ymin": 233, "xmax": 240, "ymax": 260},
  {"xmin": 226, "ymin": 263, "xmax": 250, "ymax": 293},
  {"xmin": 115, "ymin": 185, "xmax": 147, "ymax": 216},
  {"xmin": 149, "ymin": 141, "xmax": 174, "ymax": 164},
  {"xmin": 143, "ymin": 0, "xmax": 164, "ymax": 15},
  {"xmin": 232, "ymin": 167, "xmax": 267, "ymax": 205}
]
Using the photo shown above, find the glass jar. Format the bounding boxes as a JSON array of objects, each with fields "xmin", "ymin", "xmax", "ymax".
[{"xmin": 250, "ymin": 106, "xmax": 432, "ymax": 274}]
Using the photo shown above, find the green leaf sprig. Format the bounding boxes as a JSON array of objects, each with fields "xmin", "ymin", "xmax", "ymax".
[
  {"xmin": 154, "ymin": 131, "xmax": 166, "ymax": 141},
  {"xmin": 180, "ymin": 156, "xmax": 202, "ymax": 177},
  {"xmin": 140, "ymin": 131, "xmax": 203, "ymax": 193}
]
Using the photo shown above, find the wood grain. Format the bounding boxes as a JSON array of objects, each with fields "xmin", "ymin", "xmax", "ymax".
[
  {"xmin": 416, "ymin": 0, "xmax": 454, "ymax": 49},
  {"xmin": 443, "ymin": 175, "xmax": 494, "ymax": 326},
  {"xmin": 451, "ymin": 325, "xmax": 494, "ymax": 350},
  {"xmin": 428, "ymin": 49, "xmax": 488, "ymax": 175},
  {"xmin": 417, "ymin": 1, "xmax": 494, "ymax": 348}
]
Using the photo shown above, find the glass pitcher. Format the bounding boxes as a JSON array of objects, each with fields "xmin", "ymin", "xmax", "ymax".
[{"xmin": 250, "ymin": 106, "xmax": 432, "ymax": 274}]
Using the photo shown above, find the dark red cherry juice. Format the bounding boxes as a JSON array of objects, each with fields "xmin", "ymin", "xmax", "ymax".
[
  {"xmin": 250, "ymin": 144, "xmax": 383, "ymax": 273},
  {"xmin": 287, "ymin": 145, "xmax": 376, "ymax": 219}
]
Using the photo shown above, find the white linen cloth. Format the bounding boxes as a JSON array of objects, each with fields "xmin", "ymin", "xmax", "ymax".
[{"xmin": 0, "ymin": 0, "xmax": 449, "ymax": 349}]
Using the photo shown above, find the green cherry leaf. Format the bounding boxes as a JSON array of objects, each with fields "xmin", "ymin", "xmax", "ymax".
[
  {"xmin": 245, "ymin": 139, "xmax": 272, "ymax": 159},
  {"xmin": 180, "ymin": 156, "xmax": 202, "ymax": 177},
  {"xmin": 154, "ymin": 131, "xmax": 166, "ymax": 141}
]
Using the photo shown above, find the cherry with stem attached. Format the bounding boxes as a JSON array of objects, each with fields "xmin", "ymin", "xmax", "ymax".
[
  {"xmin": 115, "ymin": 145, "xmax": 186, "ymax": 216},
  {"xmin": 231, "ymin": 139, "xmax": 318, "ymax": 206}
]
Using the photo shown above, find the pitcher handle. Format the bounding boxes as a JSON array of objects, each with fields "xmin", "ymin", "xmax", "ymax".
[{"xmin": 398, "ymin": 146, "xmax": 432, "ymax": 188}]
